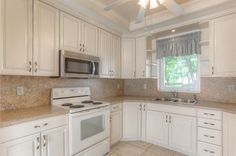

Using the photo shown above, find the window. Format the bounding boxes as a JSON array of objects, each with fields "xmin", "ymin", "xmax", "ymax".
[{"xmin": 158, "ymin": 54, "xmax": 200, "ymax": 93}]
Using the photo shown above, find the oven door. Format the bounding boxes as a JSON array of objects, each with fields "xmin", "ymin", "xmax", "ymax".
[
  {"xmin": 60, "ymin": 50, "xmax": 100, "ymax": 78},
  {"xmin": 69, "ymin": 107, "xmax": 110, "ymax": 155}
]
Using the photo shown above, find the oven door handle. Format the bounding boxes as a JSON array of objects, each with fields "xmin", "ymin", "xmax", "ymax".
[{"xmin": 92, "ymin": 61, "xmax": 95, "ymax": 76}]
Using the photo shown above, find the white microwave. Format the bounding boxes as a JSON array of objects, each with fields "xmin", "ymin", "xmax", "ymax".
[{"xmin": 60, "ymin": 50, "xmax": 100, "ymax": 78}]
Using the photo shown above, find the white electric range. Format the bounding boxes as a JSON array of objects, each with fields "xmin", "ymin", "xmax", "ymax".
[{"xmin": 52, "ymin": 87, "xmax": 110, "ymax": 156}]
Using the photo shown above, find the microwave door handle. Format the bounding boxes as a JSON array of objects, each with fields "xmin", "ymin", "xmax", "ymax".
[{"xmin": 92, "ymin": 62, "xmax": 95, "ymax": 75}]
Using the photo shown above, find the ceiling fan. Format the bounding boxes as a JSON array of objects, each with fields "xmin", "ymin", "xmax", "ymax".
[{"xmin": 104, "ymin": 0, "xmax": 183, "ymax": 23}]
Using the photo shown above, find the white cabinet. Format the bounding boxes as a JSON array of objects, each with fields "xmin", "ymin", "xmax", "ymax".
[
  {"xmin": 168, "ymin": 114, "xmax": 196, "ymax": 154},
  {"xmin": 60, "ymin": 12, "xmax": 82, "ymax": 52},
  {"xmin": 121, "ymin": 38, "xmax": 136, "ymax": 78},
  {"xmin": 82, "ymin": 22, "xmax": 98, "ymax": 56},
  {"xmin": 34, "ymin": 1, "xmax": 59, "ymax": 76},
  {"xmin": 223, "ymin": 112, "xmax": 236, "ymax": 156},
  {"xmin": 146, "ymin": 110, "xmax": 168, "ymax": 146},
  {"xmin": 110, "ymin": 34, "xmax": 121, "ymax": 78},
  {"xmin": 123, "ymin": 102, "xmax": 142, "ymax": 140},
  {"xmin": 135, "ymin": 37, "xmax": 146, "ymax": 78},
  {"xmin": 0, "ymin": 133, "xmax": 40, "ymax": 156},
  {"xmin": 0, "ymin": 115, "xmax": 68, "ymax": 156},
  {"xmin": 41, "ymin": 126, "xmax": 68, "ymax": 156},
  {"xmin": 0, "ymin": 0, "xmax": 33, "ymax": 75},
  {"xmin": 99, "ymin": 29, "xmax": 121, "ymax": 78},
  {"xmin": 212, "ymin": 13, "xmax": 236, "ymax": 77},
  {"xmin": 60, "ymin": 12, "xmax": 98, "ymax": 56},
  {"xmin": 110, "ymin": 104, "xmax": 122, "ymax": 145}
]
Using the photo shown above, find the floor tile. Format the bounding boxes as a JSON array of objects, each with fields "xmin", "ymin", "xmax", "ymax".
[
  {"xmin": 113, "ymin": 143, "xmax": 146, "ymax": 156},
  {"xmin": 147, "ymin": 145, "xmax": 174, "ymax": 156},
  {"xmin": 173, "ymin": 152, "xmax": 187, "ymax": 156},
  {"xmin": 127, "ymin": 141, "xmax": 152, "ymax": 150}
]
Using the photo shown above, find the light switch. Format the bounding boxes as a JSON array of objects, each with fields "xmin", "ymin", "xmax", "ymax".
[{"xmin": 16, "ymin": 86, "xmax": 24, "ymax": 96}]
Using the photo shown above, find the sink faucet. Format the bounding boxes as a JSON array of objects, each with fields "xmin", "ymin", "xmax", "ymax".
[{"xmin": 170, "ymin": 91, "xmax": 178, "ymax": 98}]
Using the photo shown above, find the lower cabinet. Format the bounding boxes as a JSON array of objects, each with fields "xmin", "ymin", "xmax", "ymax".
[
  {"xmin": 223, "ymin": 112, "xmax": 236, "ymax": 156},
  {"xmin": 0, "ymin": 115, "xmax": 68, "ymax": 156},
  {"xmin": 110, "ymin": 104, "xmax": 123, "ymax": 145}
]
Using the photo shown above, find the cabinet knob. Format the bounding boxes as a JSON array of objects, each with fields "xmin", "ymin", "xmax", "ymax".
[
  {"xmin": 43, "ymin": 135, "xmax": 47, "ymax": 147},
  {"xmin": 34, "ymin": 125, "xmax": 40, "ymax": 129},
  {"xmin": 36, "ymin": 137, "xmax": 40, "ymax": 150},
  {"xmin": 34, "ymin": 62, "xmax": 38, "ymax": 73},
  {"xmin": 29, "ymin": 61, "xmax": 32, "ymax": 72}
]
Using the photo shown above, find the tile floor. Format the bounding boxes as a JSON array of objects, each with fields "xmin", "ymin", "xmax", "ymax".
[{"xmin": 106, "ymin": 141, "xmax": 187, "ymax": 156}]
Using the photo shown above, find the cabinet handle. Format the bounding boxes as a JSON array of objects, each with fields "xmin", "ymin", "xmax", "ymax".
[
  {"xmin": 203, "ymin": 122, "xmax": 215, "ymax": 126},
  {"xmin": 34, "ymin": 62, "xmax": 38, "ymax": 73},
  {"xmin": 36, "ymin": 137, "xmax": 40, "ymax": 150},
  {"xmin": 204, "ymin": 134, "xmax": 215, "ymax": 138},
  {"xmin": 43, "ymin": 135, "xmax": 47, "ymax": 147},
  {"xmin": 203, "ymin": 113, "xmax": 215, "ymax": 116},
  {"xmin": 140, "ymin": 104, "xmax": 142, "ymax": 111},
  {"xmin": 166, "ymin": 115, "xmax": 168, "ymax": 123},
  {"xmin": 212, "ymin": 66, "xmax": 214, "ymax": 75},
  {"xmin": 169, "ymin": 116, "xmax": 171, "ymax": 123},
  {"xmin": 29, "ymin": 61, "xmax": 32, "ymax": 72},
  {"xmin": 143, "ymin": 104, "xmax": 146, "ymax": 111},
  {"xmin": 204, "ymin": 149, "xmax": 215, "ymax": 154},
  {"xmin": 34, "ymin": 125, "xmax": 40, "ymax": 129},
  {"xmin": 43, "ymin": 123, "xmax": 48, "ymax": 126}
]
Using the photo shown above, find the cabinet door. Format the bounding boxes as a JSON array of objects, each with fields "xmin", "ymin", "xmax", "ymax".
[
  {"xmin": 111, "ymin": 111, "xmax": 122, "ymax": 145},
  {"xmin": 135, "ymin": 37, "xmax": 146, "ymax": 78},
  {"xmin": 123, "ymin": 102, "xmax": 141, "ymax": 140},
  {"xmin": 169, "ymin": 114, "xmax": 196, "ymax": 154},
  {"xmin": 60, "ymin": 12, "xmax": 82, "ymax": 52},
  {"xmin": 0, "ymin": 133, "xmax": 40, "ymax": 156},
  {"xmin": 111, "ymin": 34, "xmax": 121, "ymax": 78},
  {"xmin": 99, "ymin": 29, "xmax": 111, "ymax": 77},
  {"xmin": 121, "ymin": 39, "xmax": 136, "ymax": 78},
  {"xmin": 213, "ymin": 14, "xmax": 236, "ymax": 76},
  {"xmin": 34, "ymin": 1, "xmax": 59, "ymax": 76},
  {"xmin": 0, "ymin": 0, "xmax": 33, "ymax": 75},
  {"xmin": 41, "ymin": 126, "xmax": 68, "ymax": 156},
  {"xmin": 223, "ymin": 112, "xmax": 236, "ymax": 156},
  {"xmin": 82, "ymin": 22, "xmax": 98, "ymax": 56},
  {"xmin": 146, "ymin": 110, "xmax": 169, "ymax": 146}
]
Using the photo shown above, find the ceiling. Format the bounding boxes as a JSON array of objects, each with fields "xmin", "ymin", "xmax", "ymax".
[{"xmin": 98, "ymin": 0, "xmax": 190, "ymax": 22}]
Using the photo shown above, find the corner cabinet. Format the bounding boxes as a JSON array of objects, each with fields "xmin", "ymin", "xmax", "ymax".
[
  {"xmin": 0, "ymin": 0, "xmax": 60, "ymax": 76},
  {"xmin": 211, "ymin": 13, "xmax": 236, "ymax": 77},
  {"xmin": 60, "ymin": 12, "xmax": 98, "ymax": 56},
  {"xmin": 0, "ymin": 0, "xmax": 33, "ymax": 75},
  {"xmin": 121, "ymin": 38, "xmax": 136, "ymax": 78}
]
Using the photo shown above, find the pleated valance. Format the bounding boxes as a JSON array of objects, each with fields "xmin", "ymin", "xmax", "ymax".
[{"xmin": 156, "ymin": 31, "xmax": 201, "ymax": 59}]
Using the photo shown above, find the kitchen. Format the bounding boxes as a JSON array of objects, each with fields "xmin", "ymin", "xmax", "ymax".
[{"xmin": 1, "ymin": 0, "xmax": 236, "ymax": 156}]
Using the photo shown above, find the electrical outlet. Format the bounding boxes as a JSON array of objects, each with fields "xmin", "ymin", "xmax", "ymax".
[
  {"xmin": 16, "ymin": 86, "xmax": 24, "ymax": 96},
  {"xmin": 144, "ymin": 84, "xmax": 147, "ymax": 90}
]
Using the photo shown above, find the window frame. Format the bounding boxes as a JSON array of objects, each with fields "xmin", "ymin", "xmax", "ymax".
[{"xmin": 157, "ymin": 55, "xmax": 201, "ymax": 93}]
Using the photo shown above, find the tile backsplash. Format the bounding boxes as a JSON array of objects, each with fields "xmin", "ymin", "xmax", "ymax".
[
  {"xmin": 0, "ymin": 76, "xmax": 123, "ymax": 111},
  {"xmin": 124, "ymin": 77, "xmax": 236, "ymax": 104},
  {"xmin": 1, "ymin": 76, "xmax": 236, "ymax": 111}
]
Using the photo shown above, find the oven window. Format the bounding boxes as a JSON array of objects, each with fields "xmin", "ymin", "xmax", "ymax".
[
  {"xmin": 65, "ymin": 58, "xmax": 93, "ymax": 74},
  {"xmin": 81, "ymin": 115, "xmax": 104, "ymax": 140}
]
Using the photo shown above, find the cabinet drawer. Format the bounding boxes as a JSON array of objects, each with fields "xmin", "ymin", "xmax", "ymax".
[
  {"xmin": 198, "ymin": 141, "xmax": 222, "ymax": 156},
  {"xmin": 198, "ymin": 118, "xmax": 222, "ymax": 130},
  {"xmin": 111, "ymin": 104, "xmax": 122, "ymax": 112},
  {"xmin": 0, "ymin": 115, "xmax": 68, "ymax": 143},
  {"xmin": 198, "ymin": 109, "xmax": 222, "ymax": 120},
  {"xmin": 198, "ymin": 127, "xmax": 222, "ymax": 145}
]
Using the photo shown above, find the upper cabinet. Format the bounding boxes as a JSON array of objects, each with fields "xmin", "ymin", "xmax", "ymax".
[
  {"xmin": 34, "ymin": 1, "xmax": 60, "ymax": 76},
  {"xmin": 0, "ymin": 0, "xmax": 33, "ymax": 75},
  {"xmin": 121, "ymin": 38, "xmax": 136, "ymax": 79},
  {"xmin": 60, "ymin": 12, "xmax": 98, "ymax": 56},
  {"xmin": 99, "ymin": 29, "xmax": 121, "ymax": 78},
  {"xmin": 135, "ymin": 37, "xmax": 146, "ymax": 78},
  {"xmin": 211, "ymin": 13, "xmax": 236, "ymax": 77}
]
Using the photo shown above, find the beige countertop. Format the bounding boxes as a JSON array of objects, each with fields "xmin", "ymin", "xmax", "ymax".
[
  {"xmin": 101, "ymin": 96, "xmax": 236, "ymax": 114},
  {"xmin": 0, "ymin": 105, "xmax": 69, "ymax": 128}
]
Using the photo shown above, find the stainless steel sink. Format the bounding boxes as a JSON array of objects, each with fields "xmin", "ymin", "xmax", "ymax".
[{"xmin": 154, "ymin": 97, "xmax": 197, "ymax": 105}]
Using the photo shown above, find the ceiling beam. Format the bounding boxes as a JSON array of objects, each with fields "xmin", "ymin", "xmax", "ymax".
[{"xmin": 104, "ymin": 0, "xmax": 133, "ymax": 11}]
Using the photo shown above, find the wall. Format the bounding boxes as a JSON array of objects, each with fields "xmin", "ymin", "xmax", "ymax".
[
  {"xmin": 0, "ymin": 76, "xmax": 123, "ymax": 111},
  {"xmin": 124, "ymin": 78, "xmax": 236, "ymax": 104}
]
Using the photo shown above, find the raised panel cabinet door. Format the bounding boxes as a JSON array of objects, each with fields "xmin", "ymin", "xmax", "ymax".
[
  {"xmin": 0, "ymin": 0, "xmax": 33, "ymax": 75},
  {"xmin": 34, "ymin": 1, "xmax": 59, "ymax": 76},
  {"xmin": 60, "ymin": 12, "xmax": 82, "ymax": 52},
  {"xmin": 135, "ymin": 37, "xmax": 146, "ymax": 78},
  {"xmin": 146, "ymin": 110, "xmax": 169, "ymax": 146},
  {"xmin": 223, "ymin": 112, "xmax": 236, "ymax": 156},
  {"xmin": 121, "ymin": 38, "xmax": 136, "ymax": 78},
  {"xmin": 213, "ymin": 14, "xmax": 236, "ymax": 76},
  {"xmin": 111, "ymin": 111, "xmax": 122, "ymax": 145},
  {"xmin": 123, "ymin": 102, "xmax": 141, "ymax": 140},
  {"xmin": 82, "ymin": 22, "xmax": 98, "ymax": 56},
  {"xmin": 111, "ymin": 34, "xmax": 121, "ymax": 78},
  {"xmin": 41, "ymin": 126, "xmax": 68, "ymax": 156},
  {"xmin": 0, "ymin": 133, "xmax": 40, "ymax": 156},
  {"xmin": 168, "ymin": 114, "xmax": 197, "ymax": 154},
  {"xmin": 99, "ymin": 29, "xmax": 111, "ymax": 77}
]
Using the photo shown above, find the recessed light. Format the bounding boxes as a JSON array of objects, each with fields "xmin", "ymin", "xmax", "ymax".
[{"xmin": 171, "ymin": 29, "xmax": 176, "ymax": 33}]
